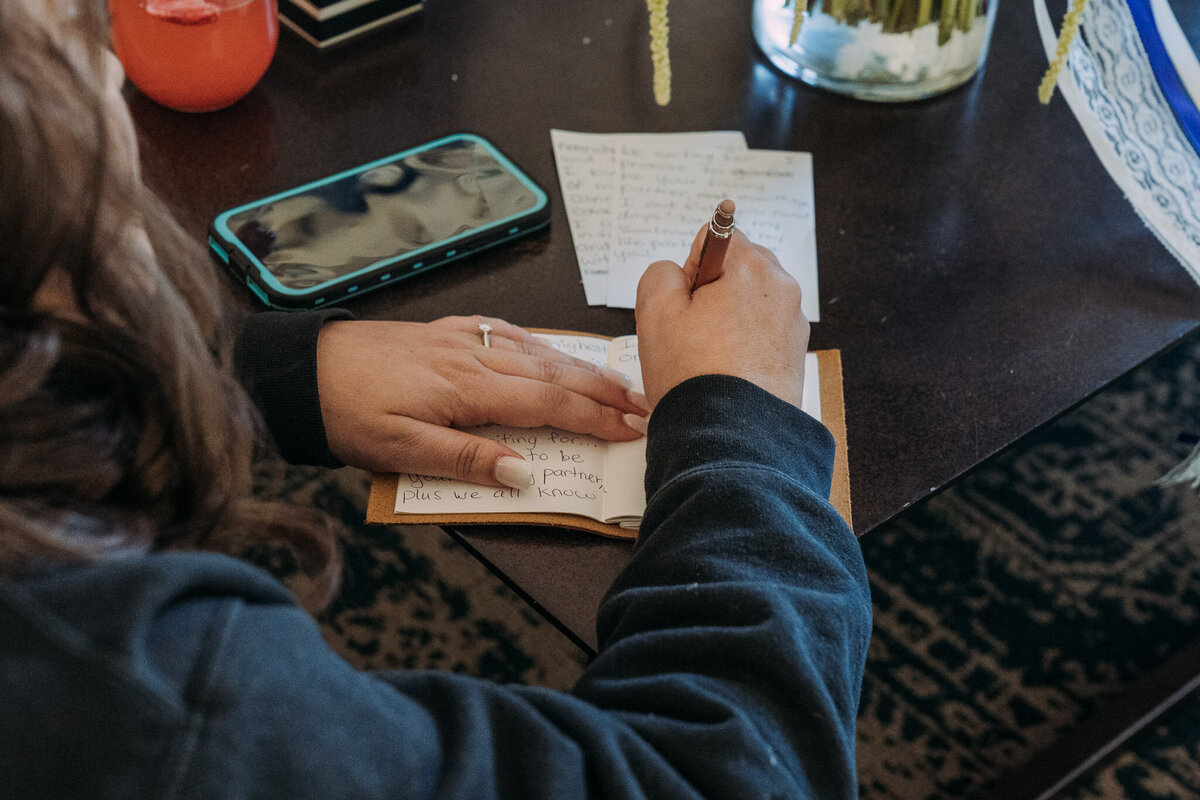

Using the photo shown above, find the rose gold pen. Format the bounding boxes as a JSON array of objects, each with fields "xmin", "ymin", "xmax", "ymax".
[{"xmin": 692, "ymin": 198, "xmax": 735, "ymax": 290}]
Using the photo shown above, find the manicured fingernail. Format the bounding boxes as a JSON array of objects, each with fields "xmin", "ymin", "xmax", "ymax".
[
  {"xmin": 623, "ymin": 413, "xmax": 649, "ymax": 435},
  {"xmin": 627, "ymin": 390, "xmax": 651, "ymax": 413},
  {"xmin": 494, "ymin": 456, "xmax": 535, "ymax": 489},
  {"xmin": 602, "ymin": 367, "xmax": 633, "ymax": 388}
]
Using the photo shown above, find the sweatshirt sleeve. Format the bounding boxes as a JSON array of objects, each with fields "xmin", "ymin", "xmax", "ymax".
[
  {"xmin": 233, "ymin": 309, "xmax": 354, "ymax": 467},
  {"xmin": 163, "ymin": 374, "xmax": 870, "ymax": 800},
  {"xmin": 579, "ymin": 374, "xmax": 872, "ymax": 798}
]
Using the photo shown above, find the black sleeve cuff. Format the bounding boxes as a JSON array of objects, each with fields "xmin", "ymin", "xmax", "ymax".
[
  {"xmin": 644, "ymin": 374, "xmax": 836, "ymax": 501},
  {"xmin": 234, "ymin": 309, "xmax": 355, "ymax": 467}
]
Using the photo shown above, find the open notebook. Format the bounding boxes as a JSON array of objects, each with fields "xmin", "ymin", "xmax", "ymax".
[{"xmin": 367, "ymin": 331, "xmax": 851, "ymax": 539}]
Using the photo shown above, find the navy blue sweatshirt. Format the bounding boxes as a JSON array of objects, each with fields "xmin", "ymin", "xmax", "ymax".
[{"xmin": 0, "ymin": 313, "xmax": 870, "ymax": 799}]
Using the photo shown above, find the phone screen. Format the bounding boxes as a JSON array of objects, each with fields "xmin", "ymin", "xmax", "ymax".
[{"xmin": 216, "ymin": 135, "xmax": 544, "ymax": 292}]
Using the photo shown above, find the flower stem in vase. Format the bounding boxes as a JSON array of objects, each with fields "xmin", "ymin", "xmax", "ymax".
[
  {"xmin": 886, "ymin": 0, "xmax": 906, "ymax": 33},
  {"xmin": 939, "ymin": 0, "xmax": 957, "ymax": 45},
  {"xmin": 917, "ymin": 0, "xmax": 933, "ymax": 27},
  {"xmin": 957, "ymin": 0, "xmax": 976, "ymax": 33}
]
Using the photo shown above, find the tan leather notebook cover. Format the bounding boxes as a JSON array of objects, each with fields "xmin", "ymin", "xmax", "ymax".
[{"xmin": 366, "ymin": 340, "xmax": 851, "ymax": 537}]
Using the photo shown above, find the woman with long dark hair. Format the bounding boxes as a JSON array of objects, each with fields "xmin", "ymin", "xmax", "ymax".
[{"xmin": 0, "ymin": 2, "xmax": 871, "ymax": 797}]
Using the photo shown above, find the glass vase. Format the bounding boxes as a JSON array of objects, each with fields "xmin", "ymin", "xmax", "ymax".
[{"xmin": 752, "ymin": 0, "xmax": 998, "ymax": 102}]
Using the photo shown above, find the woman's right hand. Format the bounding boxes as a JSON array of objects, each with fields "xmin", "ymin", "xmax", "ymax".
[{"xmin": 634, "ymin": 227, "xmax": 810, "ymax": 409}]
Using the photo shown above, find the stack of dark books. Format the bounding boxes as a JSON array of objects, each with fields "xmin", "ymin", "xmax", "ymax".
[{"xmin": 279, "ymin": 0, "xmax": 422, "ymax": 48}]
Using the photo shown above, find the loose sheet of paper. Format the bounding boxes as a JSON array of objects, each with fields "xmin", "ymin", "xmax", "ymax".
[
  {"xmin": 606, "ymin": 147, "xmax": 819, "ymax": 320},
  {"xmin": 551, "ymin": 130, "xmax": 819, "ymax": 321},
  {"xmin": 550, "ymin": 130, "xmax": 747, "ymax": 306}
]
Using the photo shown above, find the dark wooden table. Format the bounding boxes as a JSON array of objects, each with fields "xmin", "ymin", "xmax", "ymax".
[
  {"xmin": 134, "ymin": 0, "xmax": 1197, "ymax": 652},
  {"xmin": 130, "ymin": 2, "xmax": 1200, "ymax": 797}
]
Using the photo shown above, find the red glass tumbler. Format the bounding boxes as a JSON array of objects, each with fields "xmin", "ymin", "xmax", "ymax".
[{"xmin": 109, "ymin": 0, "xmax": 279, "ymax": 113}]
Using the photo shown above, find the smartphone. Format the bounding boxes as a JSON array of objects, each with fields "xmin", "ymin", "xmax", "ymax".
[{"xmin": 208, "ymin": 133, "xmax": 550, "ymax": 310}]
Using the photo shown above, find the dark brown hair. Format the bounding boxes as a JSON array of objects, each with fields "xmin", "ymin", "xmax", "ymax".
[{"xmin": 0, "ymin": 0, "xmax": 339, "ymax": 607}]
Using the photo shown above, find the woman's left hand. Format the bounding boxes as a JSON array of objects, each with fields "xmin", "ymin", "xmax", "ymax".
[{"xmin": 315, "ymin": 316, "xmax": 648, "ymax": 488}]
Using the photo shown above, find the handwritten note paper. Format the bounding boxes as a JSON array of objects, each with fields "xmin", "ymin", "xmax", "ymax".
[
  {"xmin": 608, "ymin": 139, "xmax": 745, "ymax": 299},
  {"xmin": 550, "ymin": 130, "xmax": 819, "ymax": 321},
  {"xmin": 394, "ymin": 333, "xmax": 646, "ymax": 527},
  {"xmin": 550, "ymin": 130, "xmax": 747, "ymax": 305},
  {"xmin": 395, "ymin": 426, "xmax": 616, "ymax": 521},
  {"xmin": 392, "ymin": 332, "xmax": 822, "ymax": 530}
]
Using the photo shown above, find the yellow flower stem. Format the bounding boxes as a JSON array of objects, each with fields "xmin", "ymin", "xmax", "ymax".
[
  {"xmin": 646, "ymin": 0, "xmax": 671, "ymax": 106},
  {"xmin": 938, "ymin": 0, "xmax": 957, "ymax": 45},
  {"xmin": 956, "ymin": 0, "xmax": 974, "ymax": 32},
  {"xmin": 789, "ymin": 0, "xmax": 804, "ymax": 46},
  {"xmin": 917, "ymin": 0, "xmax": 932, "ymax": 27},
  {"xmin": 1038, "ymin": 0, "xmax": 1089, "ymax": 104}
]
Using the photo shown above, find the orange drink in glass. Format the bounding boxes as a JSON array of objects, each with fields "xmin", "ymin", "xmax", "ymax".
[{"xmin": 108, "ymin": 0, "xmax": 279, "ymax": 113}]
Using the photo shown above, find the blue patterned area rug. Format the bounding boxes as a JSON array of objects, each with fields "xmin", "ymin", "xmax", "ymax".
[
  {"xmin": 857, "ymin": 332, "xmax": 1200, "ymax": 799},
  {"xmin": 246, "ymin": 462, "xmax": 588, "ymax": 688},
  {"xmin": 250, "ymin": 331, "xmax": 1200, "ymax": 799}
]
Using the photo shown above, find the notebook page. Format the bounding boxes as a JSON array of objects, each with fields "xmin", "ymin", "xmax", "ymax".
[
  {"xmin": 802, "ymin": 351, "xmax": 821, "ymax": 421},
  {"xmin": 599, "ymin": 335, "xmax": 646, "ymax": 526},
  {"xmin": 392, "ymin": 334, "xmax": 614, "ymax": 521},
  {"xmin": 392, "ymin": 426, "xmax": 608, "ymax": 519},
  {"xmin": 601, "ymin": 344, "xmax": 823, "ymax": 528},
  {"xmin": 391, "ymin": 336, "xmax": 824, "ymax": 529}
]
